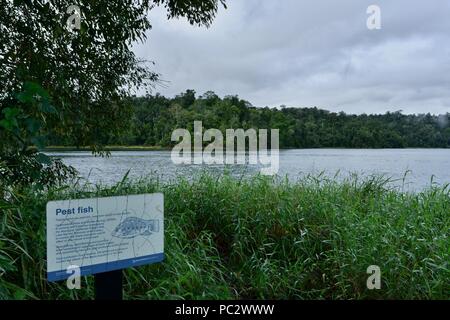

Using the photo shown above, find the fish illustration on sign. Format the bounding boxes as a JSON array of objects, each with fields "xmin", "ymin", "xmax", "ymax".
[{"xmin": 112, "ymin": 217, "xmax": 160, "ymax": 239}]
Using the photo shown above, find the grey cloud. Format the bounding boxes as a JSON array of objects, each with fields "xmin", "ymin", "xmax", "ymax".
[{"xmin": 133, "ymin": 0, "xmax": 450, "ymax": 114}]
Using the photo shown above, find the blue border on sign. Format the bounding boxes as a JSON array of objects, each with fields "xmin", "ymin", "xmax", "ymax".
[{"xmin": 47, "ymin": 252, "xmax": 164, "ymax": 282}]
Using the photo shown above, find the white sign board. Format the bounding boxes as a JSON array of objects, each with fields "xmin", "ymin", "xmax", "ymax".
[{"xmin": 46, "ymin": 193, "xmax": 164, "ymax": 281}]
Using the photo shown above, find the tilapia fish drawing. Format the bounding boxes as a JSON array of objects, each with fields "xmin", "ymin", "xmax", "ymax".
[{"xmin": 112, "ymin": 217, "xmax": 160, "ymax": 239}]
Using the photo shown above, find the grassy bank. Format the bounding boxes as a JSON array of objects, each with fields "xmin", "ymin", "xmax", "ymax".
[{"xmin": 0, "ymin": 174, "xmax": 449, "ymax": 299}]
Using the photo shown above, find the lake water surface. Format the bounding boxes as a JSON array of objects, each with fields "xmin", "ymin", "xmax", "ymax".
[{"xmin": 47, "ymin": 149, "xmax": 450, "ymax": 191}]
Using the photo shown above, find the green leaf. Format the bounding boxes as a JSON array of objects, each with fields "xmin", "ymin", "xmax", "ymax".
[
  {"xmin": 39, "ymin": 100, "xmax": 57, "ymax": 114},
  {"xmin": 13, "ymin": 289, "xmax": 28, "ymax": 300},
  {"xmin": 16, "ymin": 91, "xmax": 33, "ymax": 104},
  {"xmin": 23, "ymin": 81, "xmax": 50, "ymax": 99},
  {"xmin": 0, "ymin": 108, "xmax": 20, "ymax": 131},
  {"xmin": 0, "ymin": 119, "xmax": 13, "ymax": 130},
  {"xmin": 25, "ymin": 118, "xmax": 41, "ymax": 134},
  {"xmin": 35, "ymin": 153, "xmax": 52, "ymax": 165},
  {"xmin": 2, "ymin": 107, "xmax": 20, "ymax": 119},
  {"xmin": 16, "ymin": 82, "xmax": 50, "ymax": 104}
]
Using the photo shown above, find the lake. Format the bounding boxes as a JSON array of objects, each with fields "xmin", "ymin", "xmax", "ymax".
[{"xmin": 47, "ymin": 149, "xmax": 450, "ymax": 191}]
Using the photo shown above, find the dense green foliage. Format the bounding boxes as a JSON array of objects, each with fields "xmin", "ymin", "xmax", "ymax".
[
  {"xmin": 1, "ymin": 173, "xmax": 448, "ymax": 299},
  {"xmin": 57, "ymin": 91, "xmax": 450, "ymax": 148},
  {"xmin": 0, "ymin": 1, "xmax": 226, "ymax": 188}
]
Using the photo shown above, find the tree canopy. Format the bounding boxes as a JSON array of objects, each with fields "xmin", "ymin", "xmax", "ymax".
[
  {"xmin": 79, "ymin": 91, "xmax": 450, "ymax": 149},
  {"xmin": 0, "ymin": 0, "xmax": 226, "ymax": 187}
]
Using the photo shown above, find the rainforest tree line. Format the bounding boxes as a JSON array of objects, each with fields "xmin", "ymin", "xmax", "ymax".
[{"xmin": 50, "ymin": 90, "xmax": 450, "ymax": 149}]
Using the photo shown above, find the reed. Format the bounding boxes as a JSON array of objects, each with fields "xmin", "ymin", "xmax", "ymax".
[{"xmin": 1, "ymin": 173, "xmax": 448, "ymax": 299}]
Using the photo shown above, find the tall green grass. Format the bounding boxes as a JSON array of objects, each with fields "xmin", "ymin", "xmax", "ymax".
[{"xmin": 1, "ymin": 173, "xmax": 449, "ymax": 299}]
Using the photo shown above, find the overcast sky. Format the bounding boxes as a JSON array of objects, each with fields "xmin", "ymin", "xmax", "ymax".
[{"xmin": 133, "ymin": 0, "xmax": 450, "ymax": 115}]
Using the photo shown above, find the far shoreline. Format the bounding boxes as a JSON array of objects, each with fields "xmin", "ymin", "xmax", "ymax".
[
  {"xmin": 44, "ymin": 145, "xmax": 168, "ymax": 152},
  {"xmin": 43, "ymin": 146, "xmax": 450, "ymax": 152}
]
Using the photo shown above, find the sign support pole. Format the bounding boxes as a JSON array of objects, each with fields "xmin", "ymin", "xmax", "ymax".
[{"xmin": 95, "ymin": 270, "xmax": 123, "ymax": 300}]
